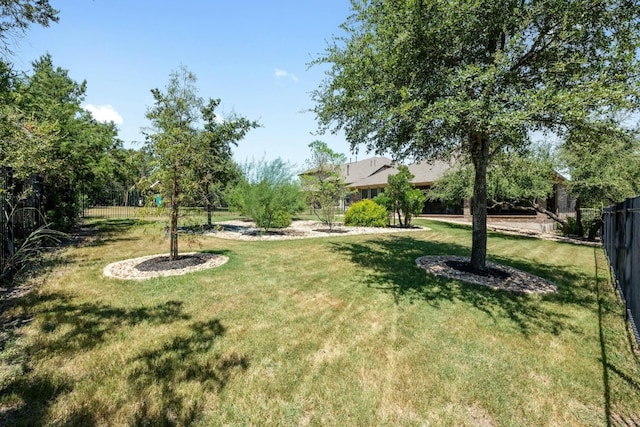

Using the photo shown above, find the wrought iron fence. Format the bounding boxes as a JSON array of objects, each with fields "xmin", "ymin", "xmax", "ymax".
[
  {"xmin": 80, "ymin": 188, "xmax": 223, "ymax": 219},
  {"xmin": 81, "ymin": 188, "xmax": 148, "ymax": 218},
  {"xmin": 602, "ymin": 196, "xmax": 640, "ymax": 347}
]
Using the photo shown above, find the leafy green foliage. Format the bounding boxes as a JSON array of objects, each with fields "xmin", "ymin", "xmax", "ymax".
[
  {"xmin": 372, "ymin": 193, "xmax": 392, "ymax": 212},
  {"xmin": 562, "ymin": 123, "xmax": 640, "ymax": 207},
  {"xmin": 300, "ymin": 140, "xmax": 351, "ymax": 230},
  {"xmin": 192, "ymin": 101, "xmax": 259, "ymax": 226},
  {"xmin": 144, "ymin": 66, "xmax": 256, "ymax": 256},
  {"xmin": 2, "ymin": 54, "xmax": 123, "ymax": 230},
  {"xmin": 144, "ymin": 66, "xmax": 204, "ymax": 259},
  {"xmin": 0, "ymin": 0, "xmax": 58, "ymax": 55},
  {"xmin": 557, "ymin": 122, "xmax": 640, "ymax": 239},
  {"xmin": 229, "ymin": 158, "xmax": 305, "ymax": 231},
  {"xmin": 344, "ymin": 199, "xmax": 388, "ymax": 227},
  {"xmin": 429, "ymin": 147, "xmax": 556, "ymax": 209},
  {"xmin": 312, "ymin": 0, "xmax": 640, "ymax": 268},
  {"xmin": 384, "ymin": 165, "xmax": 426, "ymax": 228}
]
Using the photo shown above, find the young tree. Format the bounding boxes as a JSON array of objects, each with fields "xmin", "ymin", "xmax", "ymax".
[
  {"xmin": 145, "ymin": 66, "xmax": 205, "ymax": 260},
  {"xmin": 312, "ymin": 0, "xmax": 640, "ymax": 271},
  {"xmin": 229, "ymin": 158, "xmax": 306, "ymax": 232},
  {"xmin": 194, "ymin": 101, "xmax": 259, "ymax": 226},
  {"xmin": 380, "ymin": 165, "xmax": 425, "ymax": 228},
  {"xmin": 300, "ymin": 140, "xmax": 351, "ymax": 230},
  {"xmin": 145, "ymin": 68, "xmax": 258, "ymax": 259}
]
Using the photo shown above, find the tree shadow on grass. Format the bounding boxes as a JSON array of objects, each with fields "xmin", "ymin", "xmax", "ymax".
[
  {"xmin": 23, "ymin": 293, "xmax": 191, "ymax": 355},
  {"xmin": 127, "ymin": 319, "xmax": 249, "ymax": 426},
  {"xmin": 85, "ymin": 217, "xmax": 153, "ymax": 233},
  {"xmin": 73, "ymin": 217, "xmax": 154, "ymax": 248},
  {"xmin": 0, "ymin": 373, "xmax": 75, "ymax": 427},
  {"xmin": 0, "ymin": 293, "xmax": 193, "ymax": 426},
  {"xmin": 330, "ymin": 234, "xmax": 597, "ymax": 337},
  {"xmin": 1, "ymin": 292, "xmax": 249, "ymax": 426},
  {"xmin": 69, "ymin": 218, "xmax": 160, "ymax": 251}
]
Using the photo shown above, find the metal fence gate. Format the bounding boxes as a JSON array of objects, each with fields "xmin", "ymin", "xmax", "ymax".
[{"xmin": 602, "ymin": 196, "xmax": 640, "ymax": 347}]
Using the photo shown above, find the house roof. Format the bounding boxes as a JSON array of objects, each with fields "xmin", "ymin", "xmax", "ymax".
[
  {"xmin": 348, "ymin": 160, "xmax": 454, "ymax": 188},
  {"xmin": 339, "ymin": 156, "xmax": 393, "ymax": 185}
]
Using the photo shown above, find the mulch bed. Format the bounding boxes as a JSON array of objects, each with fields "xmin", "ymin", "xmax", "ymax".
[
  {"xmin": 136, "ymin": 253, "xmax": 214, "ymax": 272},
  {"xmin": 415, "ymin": 255, "xmax": 557, "ymax": 294}
]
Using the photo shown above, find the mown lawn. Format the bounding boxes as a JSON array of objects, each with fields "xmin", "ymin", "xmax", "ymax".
[{"xmin": 1, "ymin": 217, "xmax": 639, "ymax": 426}]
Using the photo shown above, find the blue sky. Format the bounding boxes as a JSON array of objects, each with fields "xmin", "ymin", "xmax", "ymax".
[{"xmin": 13, "ymin": 0, "xmax": 358, "ymax": 169}]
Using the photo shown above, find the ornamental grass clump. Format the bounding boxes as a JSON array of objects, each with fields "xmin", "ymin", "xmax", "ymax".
[{"xmin": 344, "ymin": 199, "xmax": 388, "ymax": 227}]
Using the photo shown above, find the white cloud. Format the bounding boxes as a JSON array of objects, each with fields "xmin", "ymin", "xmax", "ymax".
[
  {"xmin": 84, "ymin": 104, "xmax": 124, "ymax": 125},
  {"xmin": 274, "ymin": 68, "xmax": 299, "ymax": 83}
]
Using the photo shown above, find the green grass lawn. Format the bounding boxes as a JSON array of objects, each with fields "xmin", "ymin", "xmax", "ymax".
[{"xmin": 1, "ymin": 218, "xmax": 639, "ymax": 426}]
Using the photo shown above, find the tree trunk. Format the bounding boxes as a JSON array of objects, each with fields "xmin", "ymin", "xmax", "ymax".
[
  {"xmin": 198, "ymin": 181, "xmax": 213, "ymax": 227},
  {"xmin": 587, "ymin": 218, "xmax": 603, "ymax": 241},
  {"xmin": 170, "ymin": 170, "xmax": 179, "ymax": 261},
  {"xmin": 531, "ymin": 202, "xmax": 569, "ymax": 233},
  {"xmin": 470, "ymin": 131, "xmax": 489, "ymax": 271},
  {"xmin": 575, "ymin": 197, "xmax": 584, "ymax": 237}
]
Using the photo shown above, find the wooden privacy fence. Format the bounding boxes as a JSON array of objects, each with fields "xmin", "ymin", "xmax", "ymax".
[{"xmin": 602, "ymin": 196, "xmax": 640, "ymax": 347}]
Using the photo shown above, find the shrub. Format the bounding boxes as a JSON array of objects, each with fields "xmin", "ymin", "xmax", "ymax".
[
  {"xmin": 562, "ymin": 216, "xmax": 582, "ymax": 236},
  {"xmin": 344, "ymin": 199, "xmax": 388, "ymax": 227},
  {"xmin": 256, "ymin": 210, "xmax": 291, "ymax": 229},
  {"xmin": 229, "ymin": 158, "xmax": 306, "ymax": 231},
  {"xmin": 373, "ymin": 193, "xmax": 392, "ymax": 212}
]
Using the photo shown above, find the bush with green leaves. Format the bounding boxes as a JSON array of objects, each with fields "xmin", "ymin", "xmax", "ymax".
[
  {"xmin": 382, "ymin": 165, "xmax": 426, "ymax": 228},
  {"xmin": 373, "ymin": 193, "xmax": 392, "ymax": 212},
  {"xmin": 300, "ymin": 140, "xmax": 352, "ymax": 230},
  {"xmin": 229, "ymin": 158, "xmax": 305, "ymax": 231},
  {"xmin": 344, "ymin": 199, "xmax": 388, "ymax": 227}
]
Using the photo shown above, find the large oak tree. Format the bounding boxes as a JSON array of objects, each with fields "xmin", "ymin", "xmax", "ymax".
[{"xmin": 312, "ymin": 0, "xmax": 640, "ymax": 270}]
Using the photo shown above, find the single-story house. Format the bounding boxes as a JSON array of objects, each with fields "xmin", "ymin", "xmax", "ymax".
[
  {"xmin": 320, "ymin": 157, "xmax": 575, "ymax": 230},
  {"xmin": 345, "ymin": 159, "xmax": 462, "ymax": 214},
  {"xmin": 301, "ymin": 156, "xmax": 575, "ymax": 230}
]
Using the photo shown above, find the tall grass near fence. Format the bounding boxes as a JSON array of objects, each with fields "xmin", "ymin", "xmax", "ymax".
[{"xmin": 0, "ymin": 218, "xmax": 639, "ymax": 425}]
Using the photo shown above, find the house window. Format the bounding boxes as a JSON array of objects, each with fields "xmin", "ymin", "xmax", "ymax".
[
  {"xmin": 361, "ymin": 189, "xmax": 368, "ymax": 199},
  {"xmin": 370, "ymin": 188, "xmax": 378, "ymax": 198}
]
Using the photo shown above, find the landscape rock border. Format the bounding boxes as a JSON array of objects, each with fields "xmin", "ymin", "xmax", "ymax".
[
  {"xmin": 103, "ymin": 252, "xmax": 229, "ymax": 281},
  {"xmin": 415, "ymin": 255, "xmax": 557, "ymax": 294},
  {"xmin": 207, "ymin": 220, "xmax": 428, "ymax": 241}
]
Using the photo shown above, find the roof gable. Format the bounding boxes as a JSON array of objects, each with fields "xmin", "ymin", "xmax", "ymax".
[
  {"xmin": 339, "ymin": 157, "xmax": 393, "ymax": 185},
  {"xmin": 348, "ymin": 159, "xmax": 455, "ymax": 188}
]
